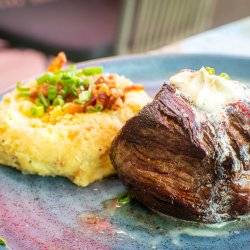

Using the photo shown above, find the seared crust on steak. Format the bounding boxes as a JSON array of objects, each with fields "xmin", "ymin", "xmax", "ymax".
[{"xmin": 110, "ymin": 83, "xmax": 250, "ymax": 223}]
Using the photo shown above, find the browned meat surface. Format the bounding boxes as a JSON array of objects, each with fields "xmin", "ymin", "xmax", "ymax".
[{"xmin": 110, "ymin": 83, "xmax": 250, "ymax": 223}]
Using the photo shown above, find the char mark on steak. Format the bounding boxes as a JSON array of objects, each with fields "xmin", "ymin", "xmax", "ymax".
[{"xmin": 110, "ymin": 83, "xmax": 250, "ymax": 223}]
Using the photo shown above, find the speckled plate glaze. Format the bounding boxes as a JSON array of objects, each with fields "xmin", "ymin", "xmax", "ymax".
[{"xmin": 0, "ymin": 54, "xmax": 249, "ymax": 250}]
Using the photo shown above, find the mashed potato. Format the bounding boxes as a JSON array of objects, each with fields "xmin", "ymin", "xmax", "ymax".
[{"xmin": 0, "ymin": 53, "xmax": 150, "ymax": 186}]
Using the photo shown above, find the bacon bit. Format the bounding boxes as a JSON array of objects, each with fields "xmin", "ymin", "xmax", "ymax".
[
  {"xmin": 95, "ymin": 76, "xmax": 117, "ymax": 88},
  {"xmin": 124, "ymin": 84, "xmax": 144, "ymax": 92},
  {"xmin": 56, "ymin": 83, "xmax": 64, "ymax": 91},
  {"xmin": 80, "ymin": 214, "xmax": 115, "ymax": 234},
  {"xmin": 106, "ymin": 77, "xmax": 117, "ymax": 88},
  {"xmin": 97, "ymin": 93, "xmax": 109, "ymax": 107},
  {"xmin": 95, "ymin": 76, "xmax": 105, "ymax": 85},
  {"xmin": 111, "ymin": 97, "xmax": 123, "ymax": 110},
  {"xmin": 91, "ymin": 77, "xmax": 128, "ymax": 111},
  {"xmin": 38, "ymin": 84, "xmax": 49, "ymax": 96},
  {"xmin": 48, "ymin": 52, "xmax": 67, "ymax": 72},
  {"xmin": 85, "ymin": 96, "xmax": 97, "ymax": 107},
  {"xmin": 106, "ymin": 75, "xmax": 117, "ymax": 88},
  {"xmin": 95, "ymin": 83, "xmax": 110, "ymax": 95},
  {"xmin": 107, "ymin": 95, "xmax": 117, "ymax": 109},
  {"xmin": 64, "ymin": 95, "xmax": 75, "ymax": 102},
  {"xmin": 121, "ymin": 95, "xmax": 125, "ymax": 102},
  {"xmin": 85, "ymin": 215, "xmax": 106, "ymax": 226},
  {"xmin": 107, "ymin": 81, "xmax": 117, "ymax": 88},
  {"xmin": 29, "ymin": 88, "xmax": 38, "ymax": 99},
  {"xmin": 29, "ymin": 84, "xmax": 48, "ymax": 99},
  {"xmin": 64, "ymin": 103, "xmax": 84, "ymax": 114},
  {"xmin": 82, "ymin": 96, "xmax": 97, "ymax": 112}
]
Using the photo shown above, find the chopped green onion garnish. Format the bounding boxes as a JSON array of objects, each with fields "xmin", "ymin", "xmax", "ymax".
[
  {"xmin": 17, "ymin": 90, "xmax": 30, "ymax": 97},
  {"xmin": 37, "ymin": 72, "xmax": 56, "ymax": 84},
  {"xmin": 82, "ymin": 66, "xmax": 103, "ymax": 76},
  {"xmin": 53, "ymin": 95, "xmax": 64, "ymax": 106},
  {"xmin": 87, "ymin": 104, "xmax": 103, "ymax": 112},
  {"xmin": 0, "ymin": 237, "xmax": 6, "ymax": 246},
  {"xmin": 205, "ymin": 67, "xmax": 216, "ymax": 75},
  {"xmin": 117, "ymin": 193, "xmax": 131, "ymax": 205},
  {"xmin": 16, "ymin": 82, "xmax": 30, "ymax": 97},
  {"xmin": 79, "ymin": 91, "xmax": 91, "ymax": 103},
  {"xmin": 15, "ymin": 62, "xmax": 108, "ymax": 116},
  {"xmin": 71, "ymin": 85, "xmax": 78, "ymax": 96},
  {"xmin": 48, "ymin": 86, "xmax": 57, "ymax": 101},
  {"xmin": 61, "ymin": 73, "xmax": 79, "ymax": 85},
  {"xmin": 16, "ymin": 82, "xmax": 29, "ymax": 91},
  {"xmin": 39, "ymin": 94, "xmax": 49, "ymax": 108},
  {"xmin": 219, "ymin": 72, "xmax": 230, "ymax": 80},
  {"xmin": 30, "ymin": 105, "xmax": 44, "ymax": 117},
  {"xmin": 61, "ymin": 85, "xmax": 69, "ymax": 96},
  {"xmin": 35, "ymin": 98, "xmax": 42, "ymax": 106},
  {"xmin": 80, "ymin": 78, "xmax": 90, "ymax": 86}
]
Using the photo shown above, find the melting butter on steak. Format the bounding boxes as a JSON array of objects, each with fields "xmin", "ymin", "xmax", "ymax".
[{"xmin": 110, "ymin": 68, "xmax": 250, "ymax": 223}]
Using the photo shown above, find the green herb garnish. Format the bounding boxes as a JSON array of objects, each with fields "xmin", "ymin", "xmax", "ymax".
[
  {"xmin": 87, "ymin": 104, "xmax": 103, "ymax": 113},
  {"xmin": 205, "ymin": 67, "xmax": 231, "ymax": 79},
  {"xmin": 37, "ymin": 72, "xmax": 56, "ymax": 84},
  {"xmin": 82, "ymin": 66, "xmax": 103, "ymax": 76},
  {"xmin": 39, "ymin": 94, "xmax": 49, "ymax": 108},
  {"xmin": 80, "ymin": 78, "xmax": 90, "ymax": 86},
  {"xmin": 30, "ymin": 105, "xmax": 45, "ymax": 117},
  {"xmin": 48, "ymin": 86, "xmax": 57, "ymax": 101},
  {"xmin": 19, "ymin": 62, "xmax": 109, "ymax": 117},
  {"xmin": 117, "ymin": 193, "xmax": 131, "ymax": 205},
  {"xmin": 205, "ymin": 67, "xmax": 215, "ymax": 75},
  {"xmin": 53, "ymin": 95, "xmax": 64, "ymax": 106},
  {"xmin": 219, "ymin": 72, "xmax": 230, "ymax": 80},
  {"xmin": 0, "ymin": 237, "xmax": 7, "ymax": 246},
  {"xmin": 16, "ymin": 82, "xmax": 30, "ymax": 97},
  {"xmin": 61, "ymin": 72, "xmax": 79, "ymax": 85},
  {"xmin": 71, "ymin": 85, "xmax": 78, "ymax": 96}
]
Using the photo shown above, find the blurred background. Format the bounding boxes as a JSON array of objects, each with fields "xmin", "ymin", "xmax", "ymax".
[{"xmin": 0, "ymin": 0, "xmax": 250, "ymax": 89}]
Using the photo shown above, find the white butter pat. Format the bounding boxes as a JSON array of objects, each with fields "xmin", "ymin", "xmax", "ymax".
[{"xmin": 170, "ymin": 67, "xmax": 250, "ymax": 113}]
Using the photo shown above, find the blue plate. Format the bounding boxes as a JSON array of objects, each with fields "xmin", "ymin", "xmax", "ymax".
[{"xmin": 0, "ymin": 54, "xmax": 249, "ymax": 250}]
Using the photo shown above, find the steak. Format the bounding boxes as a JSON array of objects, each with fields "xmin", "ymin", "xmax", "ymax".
[{"xmin": 110, "ymin": 80, "xmax": 250, "ymax": 223}]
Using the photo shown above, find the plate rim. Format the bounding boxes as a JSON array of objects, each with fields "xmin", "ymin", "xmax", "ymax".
[{"xmin": 2, "ymin": 52, "xmax": 250, "ymax": 94}]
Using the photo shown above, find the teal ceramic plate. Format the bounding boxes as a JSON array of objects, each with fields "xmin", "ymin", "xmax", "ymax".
[{"xmin": 0, "ymin": 54, "xmax": 249, "ymax": 250}]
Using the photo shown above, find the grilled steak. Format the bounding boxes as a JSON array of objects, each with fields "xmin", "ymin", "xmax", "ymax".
[{"xmin": 110, "ymin": 68, "xmax": 250, "ymax": 223}]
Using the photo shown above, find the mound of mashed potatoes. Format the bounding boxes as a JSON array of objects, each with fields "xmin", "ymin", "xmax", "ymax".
[{"xmin": 0, "ymin": 53, "xmax": 150, "ymax": 186}]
